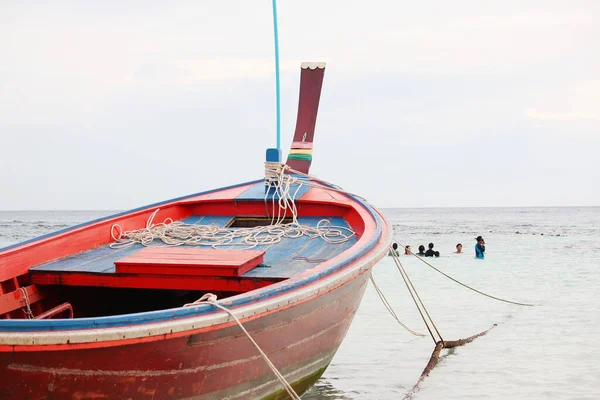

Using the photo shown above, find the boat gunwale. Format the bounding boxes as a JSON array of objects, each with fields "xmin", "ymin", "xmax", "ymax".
[
  {"xmin": 0, "ymin": 246, "xmax": 386, "ymax": 349},
  {"xmin": 0, "ymin": 180, "xmax": 391, "ymax": 343}
]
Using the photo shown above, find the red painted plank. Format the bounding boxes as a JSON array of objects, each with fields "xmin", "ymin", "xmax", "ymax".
[
  {"xmin": 188, "ymin": 201, "xmax": 347, "ymax": 218},
  {"xmin": 114, "ymin": 248, "xmax": 265, "ymax": 277},
  {"xmin": 29, "ymin": 271, "xmax": 282, "ymax": 292},
  {"xmin": 115, "ymin": 265, "xmax": 242, "ymax": 277},
  {"xmin": 0, "ymin": 285, "xmax": 46, "ymax": 315}
]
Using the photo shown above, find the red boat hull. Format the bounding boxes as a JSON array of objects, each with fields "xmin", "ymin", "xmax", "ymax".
[{"xmin": 0, "ymin": 266, "xmax": 373, "ymax": 400}]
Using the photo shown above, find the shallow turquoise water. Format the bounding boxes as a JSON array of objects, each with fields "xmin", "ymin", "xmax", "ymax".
[
  {"xmin": 1, "ymin": 207, "xmax": 599, "ymax": 399},
  {"xmin": 305, "ymin": 207, "xmax": 600, "ymax": 399}
]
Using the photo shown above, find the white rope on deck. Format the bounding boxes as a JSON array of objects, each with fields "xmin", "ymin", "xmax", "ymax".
[
  {"xmin": 109, "ymin": 162, "xmax": 355, "ymax": 250},
  {"xmin": 184, "ymin": 293, "xmax": 302, "ymax": 400}
]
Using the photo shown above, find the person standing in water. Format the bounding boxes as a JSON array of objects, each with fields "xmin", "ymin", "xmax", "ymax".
[
  {"xmin": 475, "ymin": 236, "xmax": 485, "ymax": 259},
  {"xmin": 389, "ymin": 242, "xmax": 400, "ymax": 256},
  {"xmin": 425, "ymin": 243, "xmax": 436, "ymax": 257},
  {"xmin": 404, "ymin": 245, "xmax": 411, "ymax": 255},
  {"xmin": 455, "ymin": 243, "xmax": 463, "ymax": 254},
  {"xmin": 417, "ymin": 245, "xmax": 426, "ymax": 256}
]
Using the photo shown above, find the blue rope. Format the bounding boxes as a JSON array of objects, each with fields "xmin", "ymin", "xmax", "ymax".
[{"xmin": 272, "ymin": 0, "xmax": 281, "ymax": 150}]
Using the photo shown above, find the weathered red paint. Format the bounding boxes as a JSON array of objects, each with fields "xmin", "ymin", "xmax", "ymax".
[
  {"xmin": 0, "ymin": 266, "xmax": 373, "ymax": 399},
  {"xmin": 0, "ymin": 285, "xmax": 46, "ymax": 316},
  {"xmin": 29, "ymin": 271, "xmax": 283, "ymax": 293},
  {"xmin": 0, "ymin": 182, "xmax": 389, "ymax": 398}
]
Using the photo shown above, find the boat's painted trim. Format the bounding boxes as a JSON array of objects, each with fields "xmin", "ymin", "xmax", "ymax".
[
  {"xmin": 0, "ymin": 179, "xmax": 389, "ymax": 339},
  {"xmin": 0, "ymin": 245, "xmax": 386, "ymax": 347},
  {"xmin": 0, "ymin": 204, "xmax": 389, "ymax": 346}
]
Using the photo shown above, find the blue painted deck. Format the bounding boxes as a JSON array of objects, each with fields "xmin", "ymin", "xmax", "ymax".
[{"xmin": 30, "ymin": 216, "xmax": 356, "ymax": 279}]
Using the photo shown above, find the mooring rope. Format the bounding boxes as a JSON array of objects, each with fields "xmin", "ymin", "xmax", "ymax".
[
  {"xmin": 369, "ymin": 272, "xmax": 426, "ymax": 337},
  {"xmin": 383, "ymin": 243, "xmax": 514, "ymax": 399},
  {"xmin": 279, "ymin": 168, "xmax": 533, "ymax": 309},
  {"xmin": 390, "ymin": 250, "xmax": 443, "ymax": 344},
  {"xmin": 393, "ymin": 237, "xmax": 535, "ymax": 307},
  {"xmin": 185, "ymin": 293, "xmax": 301, "ymax": 400}
]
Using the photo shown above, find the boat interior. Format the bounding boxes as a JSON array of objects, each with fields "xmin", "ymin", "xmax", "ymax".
[{"xmin": 0, "ymin": 182, "xmax": 366, "ymax": 320}]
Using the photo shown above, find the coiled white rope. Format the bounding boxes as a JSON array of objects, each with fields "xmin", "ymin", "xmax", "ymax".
[
  {"xmin": 110, "ymin": 163, "xmax": 355, "ymax": 249},
  {"xmin": 184, "ymin": 293, "xmax": 301, "ymax": 400}
]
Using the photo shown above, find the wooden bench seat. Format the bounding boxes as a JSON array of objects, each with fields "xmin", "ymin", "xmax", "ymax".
[
  {"xmin": 115, "ymin": 247, "xmax": 265, "ymax": 277},
  {"xmin": 30, "ymin": 248, "xmax": 283, "ymax": 292}
]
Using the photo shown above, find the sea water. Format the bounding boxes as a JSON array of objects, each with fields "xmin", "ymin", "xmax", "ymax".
[{"xmin": 1, "ymin": 208, "xmax": 599, "ymax": 399}]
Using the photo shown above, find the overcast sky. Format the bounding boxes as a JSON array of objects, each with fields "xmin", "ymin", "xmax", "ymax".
[{"xmin": 1, "ymin": 1, "xmax": 598, "ymax": 210}]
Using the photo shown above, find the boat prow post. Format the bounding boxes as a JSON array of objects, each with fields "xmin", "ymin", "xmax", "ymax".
[{"xmin": 286, "ymin": 62, "xmax": 326, "ymax": 175}]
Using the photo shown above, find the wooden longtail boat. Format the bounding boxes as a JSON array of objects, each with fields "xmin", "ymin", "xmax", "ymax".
[{"xmin": 0, "ymin": 63, "xmax": 391, "ymax": 399}]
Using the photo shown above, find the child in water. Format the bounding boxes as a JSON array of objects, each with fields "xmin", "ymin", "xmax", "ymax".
[
  {"xmin": 388, "ymin": 242, "xmax": 400, "ymax": 256},
  {"xmin": 455, "ymin": 243, "xmax": 463, "ymax": 254}
]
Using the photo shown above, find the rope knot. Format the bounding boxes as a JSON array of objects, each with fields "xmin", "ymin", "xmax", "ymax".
[{"xmin": 184, "ymin": 293, "xmax": 218, "ymax": 307}]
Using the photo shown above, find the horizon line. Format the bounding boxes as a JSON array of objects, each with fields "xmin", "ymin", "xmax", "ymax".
[{"xmin": 0, "ymin": 205, "xmax": 599, "ymax": 212}]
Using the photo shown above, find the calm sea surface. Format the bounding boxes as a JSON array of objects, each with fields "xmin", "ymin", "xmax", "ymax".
[{"xmin": 1, "ymin": 207, "xmax": 599, "ymax": 399}]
